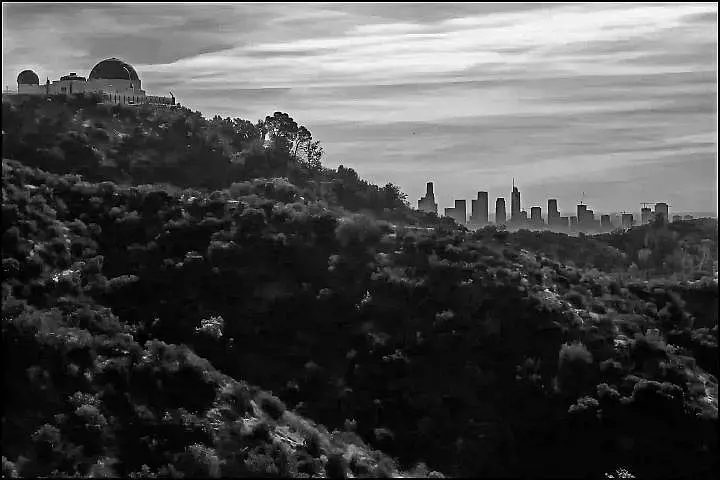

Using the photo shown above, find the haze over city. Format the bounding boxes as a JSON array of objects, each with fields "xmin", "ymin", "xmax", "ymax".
[{"xmin": 2, "ymin": 2, "xmax": 717, "ymax": 215}]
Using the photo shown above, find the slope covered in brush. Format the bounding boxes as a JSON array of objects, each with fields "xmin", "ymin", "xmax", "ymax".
[
  {"xmin": 1, "ymin": 95, "xmax": 437, "ymax": 227},
  {"xmin": 3, "ymin": 157, "xmax": 717, "ymax": 478},
  {"xmin": 2, "ymin": 158, "xmax": 449, "ymax": 478}
]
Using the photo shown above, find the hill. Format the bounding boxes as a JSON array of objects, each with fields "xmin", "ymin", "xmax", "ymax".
[
  {"xmin": 2, "ymin": 97, "xmax": 718, "ymax": 478},
  {"xmin": 1, "ymin": 95, "xmax": 438, "ymax": 228}
]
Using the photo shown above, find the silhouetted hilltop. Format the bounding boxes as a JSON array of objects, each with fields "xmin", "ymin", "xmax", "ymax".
[{"xmin": 1, "ymin": 95, "xmax": 438, "ymax": 228}]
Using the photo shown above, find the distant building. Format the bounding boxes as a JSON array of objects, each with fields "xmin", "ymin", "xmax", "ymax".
[
  {"xmin": 683, "ymin": 214, "xmax": 694, "ymax": 221},
  {"xmin": 530, "ymin": 206, "xmax": 542, "ymax": 226},
  {"xmin": 655, "ymin": 202, "xmax": 669, "ymax": 223},
  {"xmin": 511, "ymin": 180, "xmax": 521, "ymax": 224},
  {"xmin": 558, "ymin": 216, "xmax": 569, "ymax": 230},
  {"xmin": 600, "ymin": 214, "xmax": 611, "ymax": 230},
  {"xmin": 495, "ymin": 198, "xmax": 506, "ymax": 226},
  {"xmin": 444, "ymin": 199, "xmax": 466, "ymax": 226},
  {"xmin": 519, "ymin": 210, "xmax": 528, "ymax": 225},
  {"xmin": 577, "ymin": 204, "xmax": 588, "ymax": 228},
  {"xmin": 570, "ymin": 216, "xmax": 578, "ymax": 230},
  {"xmin": 621, "ymin": 213, "xmax": 634, "ymax": 228},
  {"xmin": 547, "ymin": 199, "xmax": 560, "ymax": 225},
  {"xmin": 672, "ymin": 215, "xmax": 682, "ymax": 223},
  {"xmin": 417, "ymin": 182, "xmax": 438, "ymax": 214},
  {"xmin": 469, "ymin": 191, "xmax": 489, "ymax": 228},
  {"xmin": 455, "ymin": 200, "xmax": 466, "ymax": 225},
  {"xmin": 641, "ymin": 207, "xmax": 652, "ymax": 225}
]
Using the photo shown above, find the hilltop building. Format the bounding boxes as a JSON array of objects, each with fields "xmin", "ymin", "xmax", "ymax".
[
  {"xmin": 418, "ymin": 182, "xmax": 438, "ymax": 214},
  {"xmin": 11, "ymin": 58, "xmax": 175, "ymax": 107}
]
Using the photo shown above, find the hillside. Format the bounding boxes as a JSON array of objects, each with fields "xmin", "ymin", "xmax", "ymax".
[
  {"xmin": 1, "ymin": 95, "xmax": 437, "ymax": 228},
  {"xmin": 2, "ymin": 98, "xmax": 718, "ymax": 479}
]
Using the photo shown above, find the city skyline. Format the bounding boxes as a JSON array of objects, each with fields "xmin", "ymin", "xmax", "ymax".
[
  {"xmin": 2, "ymin": 3, "xmax": 717, "ymax": 215},
  {"xmin": 420, "ymin": 179, "xmax": 715, "ymax": 222}
]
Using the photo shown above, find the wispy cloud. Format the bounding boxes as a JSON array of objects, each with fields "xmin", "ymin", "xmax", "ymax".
[{"xmin": 2, "ymin": 2, "xmax": 717, "ymax": 214}]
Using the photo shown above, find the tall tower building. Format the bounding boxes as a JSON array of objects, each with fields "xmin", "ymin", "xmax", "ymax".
[
  {"xmin": 600, "ymin": 215, "xmax": 611, "ymax": 230},
  {"xmin": 621, "ymin": 213, "xmax": 634, "ymax": 228},
  {"xmin": 453, "ymin": 199, "xmax": 467, "ymax": 225},
  {"xmin": 470, "ymin": 191, "xmax": 489, "ymax": 228},
  {"xmin": 417, "ymin": 182, "xmax": 438, "ymax": 214},
  {"xmin": 495, "ymin": 197, "xmax": 506, "ymax": 226},
  {"xmin": 548, "ymin": 199, "xmax": 560, "ymax": 226},
  {"xmin": 654, "ymin": 202, "xmax": 669, "ymax": 223},
  {"xmin": 530, "ymin": 206, "xmax": 542, "ymax": 226},
  {"xmin": 641, "ymin": 207, "xmax": 652, "ymax": 225},
  {"xmin": 511, "ymin": 179, "xmax": 521, "ymax": 223},
  {"xmin": 576, "ymin": 204, "xmax": 587, "ymax": 222},
  {"xmin": 443, "ymin": 200, "xmax": 467, "ymax": 226}
]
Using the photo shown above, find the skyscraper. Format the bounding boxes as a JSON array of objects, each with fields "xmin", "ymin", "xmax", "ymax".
[
  {"xmin": 577, "ymin": 204, "xmax": 588, "ymax": 227},
  {"xmin": 655, "ymin": 202, "xmax": 669, "ymax": 223},
  {"xmin": 641, "ymin": 207, "xmax": 652, "ymax": 225},
  {"xmin": 417, "ymin": 182, "xmax": 438, "ymax": 214},
  {"xmin": 548, "ymin": 199, "xmax": 560, "ymax": 225},
  {"xmin": 530, "ymin": 206, "xmax": 542, "ymax": 226},
  {"xmin": 444, "ymin": 199, "xmax": 466, "ymax": 226},
  {"xmin": 470, "ymin": 191, "xmax": 489, "ymax": 228},
  {"xmin": 600, "ymin": 215, "xmax": 611, "ymax": 230},
  {"xmin": 454, "ymin": 199, "xmax": 467, "ymax": 225},
  {"xmin": 621, "ymin": 213, "xmax": 634, "ymax": 228},
  {"xmin": 511, "ymin": 179, "xmax": 521, "ymax": 223},
  {"xmin": 495, "ymin": 197, "xmax": 506, "ymax": 225}
]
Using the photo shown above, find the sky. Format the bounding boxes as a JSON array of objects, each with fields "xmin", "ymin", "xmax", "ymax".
[{"xmin": 2, "ymin": 2, "xmax": 718, "ymax": 216}]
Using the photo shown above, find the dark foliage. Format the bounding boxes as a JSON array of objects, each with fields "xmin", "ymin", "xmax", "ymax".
[{"xmin": 1, "ymin": 97, "xmax": 717, "ymax": 479}]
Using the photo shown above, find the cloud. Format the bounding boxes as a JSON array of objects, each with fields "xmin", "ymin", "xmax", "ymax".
[{"xmin": 2, "ymin": 2, "xmax": 717, "ymax": 215}]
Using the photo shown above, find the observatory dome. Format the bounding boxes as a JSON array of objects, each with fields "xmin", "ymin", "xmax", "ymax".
[
  {"xmin": 89, "ymin": 58, "xmax": 140, "ymax": 87},
  {"xmin": 17, "ymin": 70, "xmax": 40, "ymax": 85}
]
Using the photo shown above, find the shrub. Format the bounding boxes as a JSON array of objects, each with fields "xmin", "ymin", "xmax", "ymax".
[
  {"xmin": 326, "ymin": 451, "xmax": 349, "ymax": 479},
  {"xmin": 566, "ymin": 291, "xmax": 586, "ymax": 309},
  {"xmin": 2, "ymin": 457, "xmax": 18, "ymax": 478},
  {"xmin": 557, "ymin": 341, "xmax": 594, "ymax": 396},
  {"xmin": 305, "ymin": 431, "xmax": 324, "ymax": 458},
  {"xmin": 258, "ymin": 392, "xmax": 286, "ymax": 421}
]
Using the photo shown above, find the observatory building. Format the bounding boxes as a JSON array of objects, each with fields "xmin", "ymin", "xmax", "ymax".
[{"xmin": 13, "ymin": 58, "xmax": 174, "ymax": 107}]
